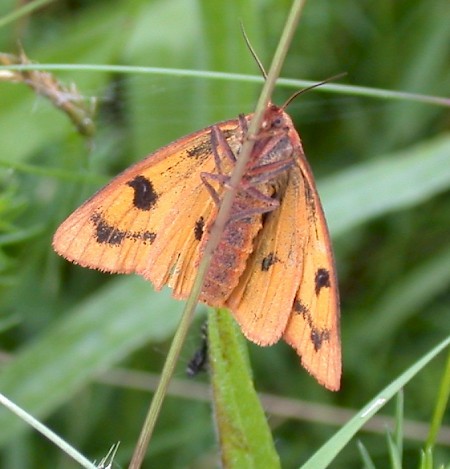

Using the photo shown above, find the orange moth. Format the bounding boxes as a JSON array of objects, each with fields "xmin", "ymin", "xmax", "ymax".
[{"xmin": 53, "ymin": 90, "xmax": 341, "ymax": 391}]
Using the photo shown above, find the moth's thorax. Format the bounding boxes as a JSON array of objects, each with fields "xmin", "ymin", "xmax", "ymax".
[
  {"xmin": 250, "ymin": 104, "xmax": 302, "ymax": 162},
  {"xmin": 255, "ymin": 134, "xmax": 294, "ymax": 166}
]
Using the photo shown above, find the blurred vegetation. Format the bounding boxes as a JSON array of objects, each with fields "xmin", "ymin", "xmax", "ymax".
[{"xmin": 0, "ymin": 0, "xmax": 449, "ymax": 468}]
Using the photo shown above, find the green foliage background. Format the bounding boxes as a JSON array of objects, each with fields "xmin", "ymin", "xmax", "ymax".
[{"xmin": 0, "ymin": 0, "xmax": 449, "ymax": 468}]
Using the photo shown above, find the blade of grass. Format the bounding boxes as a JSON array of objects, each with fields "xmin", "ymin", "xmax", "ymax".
[
  {"xmin": 394, "ymin": 390, "xmax": 404, "ymax": 464},
  {"xmin": 387, "ymin": 431, "xmax": 402, "ymax": 469},
  {"xmin": 300, "ymin": 336, "xmax": 450, "ymax": 469},
  {"xmin": 0, "ymin": 0, "xmax": 55, "ymax": 29},
  {"xmin": 0, "ymin": 393, "xmax": 96, "ymax": 469},
  {"xmin": 425, "ymin": 348, "xmax": 450, "ymax": 450},
  {"xmin": 1, "ymin": 64, "xmax": 449, "ymax": 107},
  {"xmin": 357, "ymin": 440, "xmax": 377, "ymax": 469}
]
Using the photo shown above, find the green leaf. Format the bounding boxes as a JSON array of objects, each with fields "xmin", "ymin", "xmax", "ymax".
[
  {"xmin": 321, "ymin": 134, "xmax": 450, "ymax": 236},
  {"xmin": 209, "ymin": 309, "xmax": 280, "ymax": 469}
]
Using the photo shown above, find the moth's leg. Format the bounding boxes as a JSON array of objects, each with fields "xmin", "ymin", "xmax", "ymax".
[
  {"xmin": 228, "ymin": 184, "xmax": 280, "ymax": 221},
  {"xmin": 210, "ymin": 127, "xmax": 224, "ymax": 175},
  {"xmin": 200, "ymin": 172, "xmax": 229, "ymax": 206},
  {"xmin": 201, "ymin": 170, "xmax": 279, "ymax": 220},
  {"xmin": 237, "ymin": 114, "xmax": 248, "ymax": 145},
  {"xmin": 245, "ymin": 186, "xmax": 280, "ymax": 207},
  {"xmin": 202, "ymin": 123, "xmax": 240, "ymax": 204},
  {"xmin": 246, "ymin": 158, "xmax": 295, "ymax": 185},
  {"xmin": 227, "ymin": 196, "xmax": 280, "ymax": 221},
  {"xmin": 238, "ymin": 114, "xmax": 248, "ymax": 132},
  {"xmin": 211, "ymin": 126, "xmax": 237, "ymax": 175}
]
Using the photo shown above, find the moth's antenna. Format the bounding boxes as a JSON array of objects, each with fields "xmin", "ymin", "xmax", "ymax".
[
  {"xmin": 240, "ymin": 22, "xmax": 267, "ymax": 80},
  {"xmin": 282, "ymin": 72, "xmax": 347, "ymax": 109}
]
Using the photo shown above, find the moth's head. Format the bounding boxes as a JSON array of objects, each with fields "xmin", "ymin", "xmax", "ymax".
[{"xmin": 260, "ymin": 104, "xmax": 293, "ymax": 133}]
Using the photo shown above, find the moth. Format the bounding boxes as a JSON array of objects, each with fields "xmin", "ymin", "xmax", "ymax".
[{"xmin": 53, "ymin": 95, "xmax": 341, "ymax": 390}]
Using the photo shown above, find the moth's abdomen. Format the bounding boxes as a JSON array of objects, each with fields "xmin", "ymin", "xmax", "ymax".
[{"xmin": 200, "ymin": 193, "xmax": 264, "ymax": 306}]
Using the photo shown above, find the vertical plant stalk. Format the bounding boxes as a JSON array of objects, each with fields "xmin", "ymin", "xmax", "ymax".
[
  {"xmin": 425, "ymin": 347, "xmax": 450, "ymax": 450},
  {"xmin": 129, "ymin": 0, "xmax": 308, "ymax": 467}
]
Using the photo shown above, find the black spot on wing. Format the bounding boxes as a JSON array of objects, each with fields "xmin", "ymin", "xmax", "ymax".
[
  {"xmin": 194, "ymin": 217, "xmax": 205, "ymax": 241},
  {"xmin": 91, "ymin": 213, "xmax": 126, "ymax": 245},
  {"xmin": 91, "ymin": 213, "xmax": 156, "ymax": 246},
  {"xmin": 128, "ymin": 231, "xmax": 157, "ymax": 244},
  {"xmin": 315, "ymin": 268, "xmax": 331, "ymax": 296},
  {"xmin": 186, "ymin": 127, "xmax": 236, "ymax": 159},
  {"xmin": 304, "ymin": 182, "xmax": 315, "ymax": 208},
  {"xmin": 261, "ymin": 252, "xmax": 279, "ymax": 271},
  {"xmin": 293, "ymin": 299, "xmax": 308, "ymax": 315},
  {"xmin": 186, "ymin": 140, "xmax": 211, "ymax": 159},
  {"xmin": 293, "ymin": 297, "xmax": 330, "ymax": 352},
  {"xmin": 310, "ymin": 328, "xmax": 330, "ymax": 352},
  {"xmin": 126, "ymin": 175, "xmax": 158, "ymax": 211}
]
